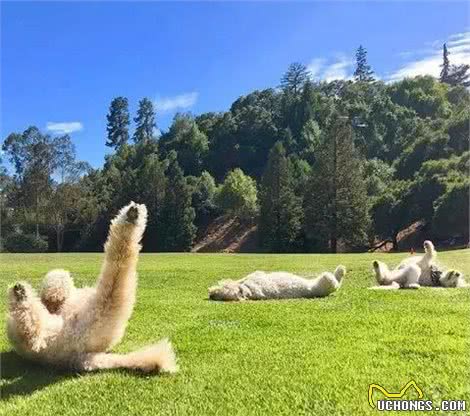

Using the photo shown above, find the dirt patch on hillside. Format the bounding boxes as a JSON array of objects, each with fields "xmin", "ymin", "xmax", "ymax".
[{"xmin": 192, "ymin": 215, "xmax": 259, "ymax": 253}]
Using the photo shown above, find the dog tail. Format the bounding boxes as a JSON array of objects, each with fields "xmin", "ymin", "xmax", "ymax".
[{"xmin": 77, "ymin": 338, "xmax": 178, "ymax": 374}]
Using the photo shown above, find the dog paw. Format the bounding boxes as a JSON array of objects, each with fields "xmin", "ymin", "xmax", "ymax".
[
  {"xmin": 12, "ymin": 283, "xmax": 27, "ymax": 301},
  {"xmin": 423, "ymin": 240, "xmax": 434, "ymax": 251},
  {"xmin": 407, "ymin": 283, "xmax": 421, "ymax": 290},
  {"xmin": 126, "ymin": 205, "xmax": 139, "ymax": 224}
]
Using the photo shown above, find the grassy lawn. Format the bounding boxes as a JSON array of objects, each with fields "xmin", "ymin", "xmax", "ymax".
[{"xmin": 1, "ymin": 250, "xmax": 469, "ymax": 415}]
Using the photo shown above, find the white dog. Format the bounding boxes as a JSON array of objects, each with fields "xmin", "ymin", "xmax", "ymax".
[
  {"xmin": 209, "ymin": 265, "xmax": 346, "ymax": 301},
  {"xmin": 6, "ymin": 202, "xmax": 178, "ymax": 373},
  {"xmin": 371, "ymin": 240, "xmax": 467, "ymax": 290}
]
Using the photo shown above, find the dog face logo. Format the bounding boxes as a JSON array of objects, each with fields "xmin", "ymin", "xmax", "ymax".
[{"xmin": 368, "ymin": 380, "xmax": 424, "ymax": 409}]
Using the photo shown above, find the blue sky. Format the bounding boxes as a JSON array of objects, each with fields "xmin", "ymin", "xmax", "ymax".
[{"xmin": 1, "ymin": 1, "xmax": 469, "ymax": 169}]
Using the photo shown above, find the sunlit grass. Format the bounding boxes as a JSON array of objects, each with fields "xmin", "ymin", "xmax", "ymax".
[{"xmin": 1, "ymin": 250, "xmax": 469, "ymax": 415}]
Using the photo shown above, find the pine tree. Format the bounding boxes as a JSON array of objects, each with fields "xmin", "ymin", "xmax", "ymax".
[
  {"xmin": 133, "ymin": 98, "xmax": 157, "ymax": 144},
  {"xmin": 280, "ymin": 63, "xmax": 310, "ymax": 96},
  {"xmin": 259, "ymin": 142, "xmax": 303, "ymax": 252},
  {"xmin": 440, "ymin": 43, "xmax": 470, "ymax": 87},
  {"xmin": 106, "ymin": 97, "xmax": 130, "ymax": 149},
  {"xmin": 159, "ymin": 154, "xmax": 196, "ymax": 251},
  {"xmin": 354, "ymin": 45, "xmax": 374, "ymax": 82},
  {"xmin": 440, "ymin": 43, "xmax": 450, "ymax": 83},
  {"xmin": 447, "ymin": 64, "xmax": 470, "ymax": 87},
  {"xmin": 304, "ymin": 114, "xmax": 370, "ymax": 252}
]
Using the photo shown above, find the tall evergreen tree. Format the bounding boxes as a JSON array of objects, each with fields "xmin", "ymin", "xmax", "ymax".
[
  {"xmin": 133, "ymin": 98, "xmax": 157, "ymax": 144},
  {"xmin": 304, "ymin": 115, "xmax": 370, "ymax": 252},
  {"xmin": 280, "ymin": 63, "xmax": 310, "ymax": 96},
  {"xmin": 440, "ymin": 43, "xmax": 470, "ymax": 87},
  {"xmin": 354, "ymin": 45, "xmax": 374, "ymax": 82},
  {"xmin": 159, "ymin": 154, "xmax": 196, "ymax": 251},
  {"xmin": 259, "ymin": 142, "xmax": 303, "ymax": 252},
  {"xmin": 448, "ymin": 64, "xmax": 470, "ymax": 87},
  {"xmin": 106, "ymin": 97, "xmax": 130, "ymax": 149},
  {"xmin": 440, "ymin": 43, "xmax": 451, "ymax": 83}
]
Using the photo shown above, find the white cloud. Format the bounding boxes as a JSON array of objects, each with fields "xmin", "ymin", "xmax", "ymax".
[
  {"xmin": 307, "ymin": 58, "xmax": 326, "ymax": 79},
  {"xmin": 46, "ymin": 121, "xmax": 83, "ymax": 134},
  {"xmin": 154, "ymin": 92, "xmax": 198, "ymax": 113},
  {"xmin": 322, "ymin": 55, "xmax": 354, "ymax": 82},
  {"xmin": 387, "ymin": 31, "xmax": 470, "ymax": 83},
  {"xmin": 306, "ymin": 55, "xmax": 353, "ymax": 82}
]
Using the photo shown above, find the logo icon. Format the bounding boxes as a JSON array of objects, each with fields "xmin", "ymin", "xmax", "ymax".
[{"xmin": 368, "ymin": 380, "xmax": 424, "ymax": 409}]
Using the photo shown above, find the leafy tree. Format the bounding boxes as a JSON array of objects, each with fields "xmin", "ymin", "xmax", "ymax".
[
  {"xmin": 188, "ymin": 171, "xmax": 218, "ymax": 225},
  {"xmin": 372, "ymin": 180, "xmax": 413, "ymax": 251},
  {"xmin": 363, "ymin": 158, "xmax": 395, "ymax": 198},
  {"xmin": 135, "ymin": 151, "xmax": 168, "ymax": 251},
  {"xmin": 133, "ymin": 98, "xmax": 157, "ymax": 144},
  {"xmin": 389, "ymin": 76, "xmax": 450, "ymax": 119},
  {"xmin": 106, "ymin": 97, "xmax": 130, "ymax": 149},
  {"xmin": 160, "ymin": 114, "xmax": 209, "ymax": 176},
  {"xmin": 298, "ymin": 119, "xmax": 321, "ymax": 163},
  {"xmin": 304, "ymin": 115, "xmax": 370, "ymax": 252},
  {"xmin": 259, "ymin": 142, "xmax": 303, "ymax": 252},
  {"xmin": 48, "ymin": 182, "xmax": 83, "ymax": 252},
  {"xmin": 408, "ymin": 152, "xmax": 468, "ymax": 227},
  {"xmin": 2, "ymin": 127, "xmax": 57, "ymax": 238},
  {"xmin": 393, "ymin": 121, "xmax": 455, "ymax": 180},
  {"xmin": 354, "ymin": 45, "xmax": 374, "ymax": 82},
  {"xmin": 216, "ymin": 168, "xmax": 258, "ymax": 220},
  {"xmin": 432, "ymin": 180, "xmax": 469, "ymax": 240},
  {"xmin": 159, "ymin": 155, "xmax": 196, "ymax": 251}
]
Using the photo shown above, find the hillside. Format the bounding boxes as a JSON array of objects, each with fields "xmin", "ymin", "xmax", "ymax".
[{"xmin": 192, "ymin": 216, "xmax": 258, "ymax": 253}]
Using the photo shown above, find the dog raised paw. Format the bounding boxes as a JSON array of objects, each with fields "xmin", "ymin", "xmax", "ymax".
[
  {"xmin": 12, "ymin": 283, "xmax": 27, "ymax": 302},
  {"xmin": 126, "ymin": 205, "xmax": 139, "ymax": 224}
]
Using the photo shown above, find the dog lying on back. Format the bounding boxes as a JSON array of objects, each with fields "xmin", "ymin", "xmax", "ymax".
[
  {"xmin": 209, "ymin": 265, "xmax": 346, "ymax": 301},
  {"xmin": 7, "ymin": 202, "xmax": 177, "ymax": 373},
  {"xmin": 371, "ymin": 240, "xmax": 468, "ymax": 290}
]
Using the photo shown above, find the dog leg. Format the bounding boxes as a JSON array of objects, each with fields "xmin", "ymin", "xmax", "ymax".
[
  {"xmin": 7, "ymin": 282, "xmax": 59, "ymax": 353},
  {"xmin": 333, "ymin": 265, "xmax": 346, "ymax": 285},
  {"xmin": 85, "ymin": 202, "xmax": 148, "ymax": 350},
  {"xmin": 310, "ymin": 272, "xmax": 340, "ymax": 297}
]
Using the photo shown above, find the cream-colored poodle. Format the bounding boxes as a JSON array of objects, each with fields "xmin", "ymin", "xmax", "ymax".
[
  {"xmin": 371, "ymin": 240, "xmax": 467, "ymax": 290},
  {"xmin": 6, "ymin": 202, "xmax": 177, "ymax": 374},
  {"xmin": 209, "ymin": 265, "xmax": 346, "ymax": 301}
]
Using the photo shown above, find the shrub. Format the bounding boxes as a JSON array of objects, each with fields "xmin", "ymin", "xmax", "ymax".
[{"xmin": 4, "ymin": 232, "xmax": 48, "ymax": 253}]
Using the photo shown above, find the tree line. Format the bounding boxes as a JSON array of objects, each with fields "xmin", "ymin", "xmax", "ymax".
[{"xmin": 1, "ymin": 44, "xmax": 468, "ymax": 252}]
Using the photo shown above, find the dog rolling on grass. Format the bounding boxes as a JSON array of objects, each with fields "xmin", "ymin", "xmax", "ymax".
[
  {"xmin": 6, "ymin": 202, "xmax": 178, "ymax": 374},
  {"xmin": 371, "ymin": 240, "xmax": 468, "ymax": 290},
  {"xmin": 209, "ymin": 265, "xmax": 346, "ymax": 301}
]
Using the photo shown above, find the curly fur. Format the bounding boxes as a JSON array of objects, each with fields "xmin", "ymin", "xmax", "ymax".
[
  {"xmin": 370, "ymin": 240, "xmax": 468, "ymax": 290},
  {"xmin": 209, "ymin": 265, "xmax": 346, "ymax": 301},
  {"xmin": 6, "ymin": 202, "xmax": 178, "ymax": 374}
]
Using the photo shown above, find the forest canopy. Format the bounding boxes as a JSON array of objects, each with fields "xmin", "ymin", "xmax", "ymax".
[{"xmin": 1, "ymin": 45, "xmax": 469, "ymax": 253}]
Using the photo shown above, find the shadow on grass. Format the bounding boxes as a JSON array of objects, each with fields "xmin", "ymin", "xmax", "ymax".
[
  {"xmin": 0, "ymin": 351, "xmax": 73, "ymax": 400},
  {"xmin": 0, "ymin": 351, "xmax": 166, "ymax": 401}
]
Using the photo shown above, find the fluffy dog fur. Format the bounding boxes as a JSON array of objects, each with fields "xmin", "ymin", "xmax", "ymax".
[
  {"xmin": 209, "ymin": 265, "xmax": 346, "ymax": 301},
  {"xmin": 371, "ymin": 240, "xmax": 468, "ymax": 290},
  {"xmin": 6, "ymin": 202, "xmax": 178, "ymax": 374}
]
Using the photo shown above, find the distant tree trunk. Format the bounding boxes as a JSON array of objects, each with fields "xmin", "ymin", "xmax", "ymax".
[
  {"xmin": 392, "ymin": 231, "xmax": 399, "ymax": 251},
  {"xmin": 56, "ymin": 225, "xmax": 64, "ymax": 252},
  {"xmin": 331, "ymin": 236, "xmax": 337, "ymax": 253},
  {"xmin": 36, "ymin": 195, "xmax": 40, "ymax": 239}
]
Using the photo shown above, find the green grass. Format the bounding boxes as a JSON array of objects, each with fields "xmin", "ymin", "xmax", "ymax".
[{"xmin": 1, "ymin": 250, "xmax": 469, "ymax": 415}]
